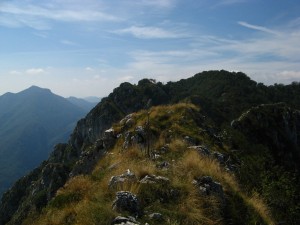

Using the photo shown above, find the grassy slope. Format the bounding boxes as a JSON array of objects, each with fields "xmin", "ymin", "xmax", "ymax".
[{"xmin": 22, "ymin": 104, "xmax": 275, "ymax": 225}]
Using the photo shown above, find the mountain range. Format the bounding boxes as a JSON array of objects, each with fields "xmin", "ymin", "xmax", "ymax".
[
  {"xmin": 0, "ymin": 71, "xmax": 299, "ymax": 225},
  {"xmin": 0, "ymin": 86, "xmax": 98, "ymax": 196}
]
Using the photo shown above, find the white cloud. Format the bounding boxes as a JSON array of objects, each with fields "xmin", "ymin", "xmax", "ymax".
[
  {"xmin": 215, "ymin": 26, "xmax": 300, "ymax": 60},
  {"xmin": 33, "ymin": 32, "xmax": 49, "ymax": 38},
  {"xmin": 0, "ymin": 3, "xmax": 119, "ymax": 22},
  {"xmin": 276, "ymin": 71, "xmax": 300, "ymax": 82},
  {"xmin": 0, "ymin": 2, "xmax": 121, "ymax": 30},
  {"xmin": 85, "ymin": 67, "xmax": 94, "ymax": 71},
  {"xmin": 238, "ymin": 21, "xmax": 280, "ymax": 35},
  {"xmin": 60, "ymin": 39, "xmax": 78, "ymax": 46},
  {"xmin": 218, "ymin": 0, "xmax": 247, "ymax": 5},
  {"xmin": 0, "ymin": 15, "xmax": 21, "ymax": 28},
  {"xmin": 115, "ymin": 25, "xmax": 185, "ymax": 39},
  {"xmin": 288, "ymin": 17, "xmax": 300, "ymax": 28},
  {"xmin": 138, "ymin": 0, "xmax": 175, "ymax": 8},
  {"xmin": 26, "ymin": 68, "xmax": 45, "ymax": 75},
  {"xmin": 212, "ymin": 0, "xmax": 248, "ymax": 8}
]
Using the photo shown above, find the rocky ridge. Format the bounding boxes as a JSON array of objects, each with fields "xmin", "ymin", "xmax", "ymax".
[{"xmin": 1, "ymin": 71, "xmax": 300, "ymax": 224}]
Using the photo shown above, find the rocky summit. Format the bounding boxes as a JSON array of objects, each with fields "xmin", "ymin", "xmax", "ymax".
[{"xmin": 0, "ymin": 70, "xmax": 299, "ymax": 225}]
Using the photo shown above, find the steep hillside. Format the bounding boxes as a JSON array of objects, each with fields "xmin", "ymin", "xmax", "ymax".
[
  {"xmin": 21, "ymin": 103, "xmax": 275, "ymax": 225},
  {"xmin": 230, "ymin": 103, "xmax": 300, "ymax": 224},
  {"xmin": 0, "ymin": 86, "xmax": 87, "ymax": 196},
  {"xmin": 1, "ymin": 71, "xmax": 300, "ymax": 225}
]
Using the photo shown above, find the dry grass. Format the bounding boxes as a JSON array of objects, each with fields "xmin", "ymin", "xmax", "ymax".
[
  {"xmin": 173, "ymin": 149, "xmax": 275, "ymax": 225},
  {"xmin": 22, "ymin": 103, "xmax": 275, "ymax": 225},
  {"xmin": 245, "ymin": 193, "xmax": 276, "ymax": 225},
  {"xmin": 57, "ymin": 175, "xmax": 93, "ymax": 196}
]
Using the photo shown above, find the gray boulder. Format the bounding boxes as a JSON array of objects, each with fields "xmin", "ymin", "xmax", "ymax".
[
  {"xmin": 139, "ymin": 175, "xmax": 170, "ymax": 184},
  {"xmin": 188, "ymin": 145, "xmax": 211, "ymax": 156},
  {"xmin": 112, "ymin": 191, "xmax": 141, "ymax": 217},
  {"xmin": 193, "ymin": 176, "xmax": 224, "ymax": 201},
  {"xmin": 111, "ymin": 216, "xmax": 140, "ymax": 225},
  {"xmin": 109, "ymin": 170, "xmax": 137, "ymax": 190}
]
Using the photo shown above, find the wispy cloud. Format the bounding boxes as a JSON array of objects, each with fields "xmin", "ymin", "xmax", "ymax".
[
  {"xmin": 9, "ymin": 70, "xmax": 22, "ymax": 75},
  {"xmin": 138, "ymin": 0, "xmax": 175, "ymax": 8},
  {"xmin": 218, "ymin": 25, "xmax": 300, "ymax": 60},
  {"xmin": 219, "ymin": 0, "xmax": 247, "ymax": 5},
  {"xmin": 114, "ymin": 25, "xmax": 185, "ymax": 39},
  {"xmin": 85, "ymin": 67, "xmax": 94, "ymax": 72},
  {"xmin": 130, "ymin": 49, "xmax": 219, "ymax": 64},
  {"xmin": 26, "ymin": 68, "xmax": 45, "ymax": 75},
  {"xmin": 9, "ymin": 68, "xmax": 46, "ymax": 75},
  {"xmin": 212, "ymin": 0, "xmax": 248, "ymax": 8},
  {"xmin": 288, "ymin": 17, "xmax": 300, "ymax": 28},
  {"xmin": 119, "ymin": 18, "xmax": 300, "ymax": 85},
  {"xmin": 33, "ymin": 32, "xmax": 49, "ymax": 38},
  {"xmin": 238, "ymin": 21, "xmax": 280, "ymax": 35},
  {"xmin": 0, "ymin": 1, "xmax": 121, "ymax": 30},
  {"xmin": 60, "ymin": 40, "xmax": 78, "ymax": 46}
]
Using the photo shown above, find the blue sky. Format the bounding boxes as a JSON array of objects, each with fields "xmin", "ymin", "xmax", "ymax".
[{"xmin": 0, "ymin": 0, "xmax": 300, "ymax": 97}]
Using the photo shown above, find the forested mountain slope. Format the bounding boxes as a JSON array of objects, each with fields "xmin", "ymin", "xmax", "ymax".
[
  {"xmin": 1, "ymin": 71, "xmax": 299, "ymax": 225},
  {"xmin": 0, "ymin": 86, "xmax": 87, "ymax": 196}
]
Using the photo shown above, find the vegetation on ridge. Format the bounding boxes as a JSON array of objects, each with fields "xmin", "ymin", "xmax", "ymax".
[
  {"xmin": 22, "ymin": 104, "xmax": 274, "ymax": 225},
  {"xmin": 1, "ymin": 70, "xmax": 300, "ymax": 225}
]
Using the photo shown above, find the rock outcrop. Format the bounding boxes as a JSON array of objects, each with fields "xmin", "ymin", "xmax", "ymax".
[
  {"xmin": 112, "ymin": 191, "xmax": 141, "ymax": 217},
  {"xmin": 1, "ymin": 72, "xmax": 300, "ymax": 225},
  {"xmin": 109, "ymin": 170, "xmax": 137, "ymax": 190},
  {"xmin": 112, "ymin": 216, "xmax": 140, "ymax": 225},
  {"xmin": 0, "ymin": 79, "xmax": 169, "ymax": 225},
  {"xmin": 232, "ymin": 103, "xmax": 300, "ymax": 170},
  {"xmin": 193, "ymin": 176, "xmax": 224, "ymax": 201}
]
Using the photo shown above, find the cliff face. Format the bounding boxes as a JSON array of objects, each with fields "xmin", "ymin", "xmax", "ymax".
[
  {"xmin": 1, "ymin": 71, "xmax": 300, "ymax": 225},
  {"xmin": 69, "ymin": 81, "xmax": 170, "ymax": 150},
  {"xmin": 232, "ymin": 103, "xmax": 300, "ymax": 170},
  {"xmin": 231, "ymin": 103, "xmax": 300, "ymax": 224}
]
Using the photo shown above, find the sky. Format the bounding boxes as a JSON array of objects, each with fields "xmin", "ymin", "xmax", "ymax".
[{"xmin": 0, "ymin": 0, "xmax": 300, "ymax": 98}]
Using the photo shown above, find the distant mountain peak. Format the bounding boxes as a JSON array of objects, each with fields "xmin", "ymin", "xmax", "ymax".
[
  {"xmin": 19, "ymin": 85, "xmax": 52, "ymax": 95},
  {"xmin": 28, "ymin": 85, "xmax": 51, "ymax": 92}
]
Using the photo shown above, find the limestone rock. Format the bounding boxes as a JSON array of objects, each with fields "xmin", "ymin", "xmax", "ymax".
[
  {"xmin": 111, "ymin": 216, "xmax": 140, "ymax": 225},
  {"xmin": 139, "ymin": 175, "xmax": 170, "ymax": 184},
  {"xmin": 112, "ymin": 191, "xmax": 141, "ymax": 217},
  {"xmin": 109, "ymin": 170, "xmax": 137, "ymax": 190},
  {"xmin": 193, "ymin": 176, "xmax": 224, "ymax": 201}
]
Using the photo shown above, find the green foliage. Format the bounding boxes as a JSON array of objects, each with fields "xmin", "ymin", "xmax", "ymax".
[
  {"xmin": 229, "ymin": 119, "xmax": 300, "ymax": 225},
  {"xmin": 3, "ymin": 70, "xmax": 300, "ymax": 225},
  {"xmin": 261, "ymin": 169, "xmax": 300, "ymax": 224}
]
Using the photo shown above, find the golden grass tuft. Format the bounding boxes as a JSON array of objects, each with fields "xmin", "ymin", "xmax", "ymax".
[
  {"xmin": 57, "ymin": 175, "xmax": 93, "ymax": 196},
  {"xmin": 245, "ymin": 193, "xmax": 276, "ymax": 225}
]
